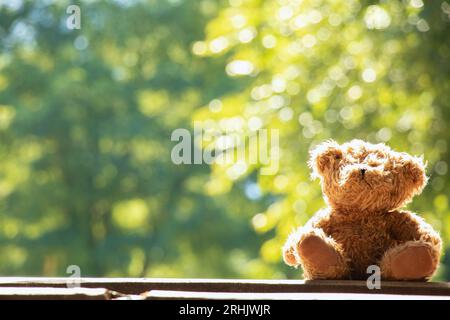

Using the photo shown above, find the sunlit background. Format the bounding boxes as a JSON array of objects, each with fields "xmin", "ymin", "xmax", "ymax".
[{"xmin": 0, "ymin": 0, "xmax": 449, "ymax": 280}]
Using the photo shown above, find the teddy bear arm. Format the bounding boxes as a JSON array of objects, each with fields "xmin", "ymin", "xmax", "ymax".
[{"xmin": 388, "ymin": 210, "xmax": 441, "ymax": 246}]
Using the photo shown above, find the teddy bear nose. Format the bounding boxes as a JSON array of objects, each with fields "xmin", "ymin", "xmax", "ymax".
[{"xmin": 360, "ymin": 168, "xmax": 366, "ymax": 176}]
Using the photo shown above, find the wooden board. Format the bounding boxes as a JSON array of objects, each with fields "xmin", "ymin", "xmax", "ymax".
[
  {"xmin": 0, "ymin": 286, "xmax": 120, "ymax": 300},
  {"xmin": 0, "ymin": 278, "xmax": 449, "ymax": 297},
  {"xmin": 144, "ymin": 290, "xmax": 450, "ymax": 300}
]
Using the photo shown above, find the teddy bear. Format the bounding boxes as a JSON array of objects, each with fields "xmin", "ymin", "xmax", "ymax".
[{"xmin": 283, "ymin": 139, "xmax": 442, "ymax": 280}]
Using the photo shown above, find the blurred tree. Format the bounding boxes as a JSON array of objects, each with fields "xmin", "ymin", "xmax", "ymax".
[{"xmin": 0, "ymin": 0, "xmax": 267, "ymax": 278}]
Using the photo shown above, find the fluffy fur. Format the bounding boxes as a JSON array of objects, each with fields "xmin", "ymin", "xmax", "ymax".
[{"xmin": 283, "ymin": 139, "xmax": 442, "ymax": 280}]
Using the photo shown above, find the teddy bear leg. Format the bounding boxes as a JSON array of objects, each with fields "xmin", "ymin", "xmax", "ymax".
[
  {"xmin": 283, "ymin": 227, "xmax": 348, "ymax": 279},
  {"xmin": 380, "ymin": 241, "xmax": 440, "ymax": 281}
]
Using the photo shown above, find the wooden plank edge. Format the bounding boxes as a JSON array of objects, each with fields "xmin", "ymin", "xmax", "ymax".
[
  {"xmin": 0, "ymin": 287, "xmax": 123, "ymax": 300},
  {"xmin": 0, "ymin": 278, "xmax": 448, "ymax": 296},
  {"xmin": 143, "ymin": 290, "xmax": 450, "ymax": 300}
]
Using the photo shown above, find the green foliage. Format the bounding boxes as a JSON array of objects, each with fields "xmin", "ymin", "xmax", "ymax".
[
  {"xmin": 0, "ymin": 0, "xmax": 449, "ymax": 280},
  {"xmin": 0, "ymin": 0, "xmax": 264, "ymax": 278}
]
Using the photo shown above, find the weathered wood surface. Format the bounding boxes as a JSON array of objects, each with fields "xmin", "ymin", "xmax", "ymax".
[
  {"xmin": 0, "ymin": 278, "xmax": 449, "ymax": 298},
  {"xmin": 144, "ymin": 290, "xmax": 450, "ymax": 300},
  {"xmin": 0, "ymin": 287, "xmax": 121, "ymax": 300}
]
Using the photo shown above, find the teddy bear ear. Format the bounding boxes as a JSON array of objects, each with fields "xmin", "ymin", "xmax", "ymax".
[
  {"xmin": 401, "ymin": 155, "xmax": 428, "ymax": 195},
  {"xmin": 308, "ymin": 139, "xmax": 342, "ymax": 179}
]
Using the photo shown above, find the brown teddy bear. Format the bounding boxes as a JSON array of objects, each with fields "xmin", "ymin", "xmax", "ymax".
[{"xmin": 283, "ymin": 139, "xmax": 442, "ymax": 280}]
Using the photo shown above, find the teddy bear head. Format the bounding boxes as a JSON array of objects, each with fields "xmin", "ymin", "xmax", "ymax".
[{"xmin": 309, "ymin": 139, "xmax": 427, "ymax": 212}]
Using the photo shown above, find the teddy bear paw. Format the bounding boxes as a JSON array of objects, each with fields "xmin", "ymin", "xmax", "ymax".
[
  {"xmin": 297, "ymin": 234, "xmax": 340, "ymax": 271},
  {"xmin": 385, "ymin": 242, "xmax": 436, "ymax": 280},
  {"xmin": 283, "ymin": 246, "xmax": 299, "ymax": 267}
]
